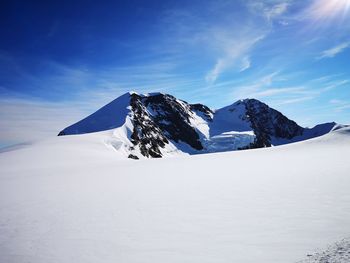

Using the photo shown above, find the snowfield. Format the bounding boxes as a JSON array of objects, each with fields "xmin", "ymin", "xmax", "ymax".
[{"xmin": 1, "ymin": 127, "xmax": 350, "ymax": 263}]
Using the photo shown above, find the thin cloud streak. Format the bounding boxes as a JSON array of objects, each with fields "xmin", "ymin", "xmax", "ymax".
[
  {"xmin": 230, "ymin": 72, "xmax": 349, "ymax": 107},
  {"xmin": 249, "ymin": 86, "xmax": 309, "ymax": 98},
  {"xmin": 318, "ymin": 42, "xmax": 350, "ymax": 59},
  {"xmin": 274, "ymin": 96, "xmax": 315, "ymax": 105},
  {"xmin": 329, "ymin": 98, "xmax": 350, "ymax": 112},
  {"xmin": 247, "ymin": 0, "xmax": 291, "ymax": 21},
  {"xmin": 240, "ymin": 57, "xmax": 251, "ymax": 72},
  {"xmin": 206, "ymin": 34, "xmax": 265, "ymax": 83},
  {"xmin": 231, "ymin": 71, "xmax": 280, "ymax": 99},
  {"xmin": 205, "ymin": 0, "xmax": 291, "ymax": 83}
]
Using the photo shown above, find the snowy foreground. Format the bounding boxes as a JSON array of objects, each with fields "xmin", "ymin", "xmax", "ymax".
[{"xmin": 1, "ymin": 128, "xmax": 350, "ymax": 263}]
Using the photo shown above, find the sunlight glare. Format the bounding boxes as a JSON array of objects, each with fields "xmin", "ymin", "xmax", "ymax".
[{"xmin": 310, "ymin": 0, "xmax": 350, "ymax": 20}]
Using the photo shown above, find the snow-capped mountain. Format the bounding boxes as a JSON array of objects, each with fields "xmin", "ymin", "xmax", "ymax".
[{"xmin": 58, "ymin": 92, "xmax": 339, "ymax": 159}]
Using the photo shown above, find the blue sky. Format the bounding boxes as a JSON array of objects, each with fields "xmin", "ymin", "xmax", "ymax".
[{"xmin": 0, "ymin": 0, "xmax": 350, "ymax": 147}]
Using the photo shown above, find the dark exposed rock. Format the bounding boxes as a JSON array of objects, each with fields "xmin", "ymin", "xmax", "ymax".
[
  {"xmin": 243, "ymin": 99, "xmax": 304, "ymax": 148},
  {"xmin": 128, "ymin": 154, "xmax": 139, "ymax": 160},
  {"xmin": 129, "ymin": 94, "xmax": 168, "ymax": 158},
  {"xmin": 128, "ymin": 93, "xmax": 204, "ymax": 158},
  {"xmin": 190, "ymin": 103, "xmax": 214, "ymax": 122},
  {"xmin": 143, "ymin": 94, "xmax": 203, "ymax": 150},
  {"xmin": 58, "ymin": 131, "xmax": 65, "ymax": 136}
]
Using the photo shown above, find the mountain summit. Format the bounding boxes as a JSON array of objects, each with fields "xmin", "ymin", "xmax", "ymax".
[{"xmin": 58, "ymin": 92, "xmax": 338, "ymax": 159}]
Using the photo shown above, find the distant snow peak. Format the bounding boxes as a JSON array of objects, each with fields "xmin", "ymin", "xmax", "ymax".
[{"xmin": 58, "ymin": 92, "xmax": 339, "ymax": 159}]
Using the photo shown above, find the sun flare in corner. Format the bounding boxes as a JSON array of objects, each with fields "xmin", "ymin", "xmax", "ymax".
[{"xmin": 309, "ymin": 0, "xmax": 350, "ymax": 21}]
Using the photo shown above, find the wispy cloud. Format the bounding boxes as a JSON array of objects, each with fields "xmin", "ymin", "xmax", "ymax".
[
  {"xmin": 240, "ymin": 57, "xmax": 251, "ymax": 72},
  {"xmin": 230, "ymin": 72, "xmax": 349, "ymax": 107},
  {"xmin": 249, "ymin": 86, "xmax": 308, "ymax": 98},
  {"xmin": 158, "ymin": 1, "xmax": 291, "ymax": 84},
  {"xmin": 320, "ymin": 79, "xmax": 349, "ymax": 91},
  {"xmin": 0, "ymin": 51, "xmax": 204, "ymax": 104},
  {"xmin": 264, "ymin": 2, "xmax": 290, "ymax": 22},
  {"xmin": 231, "ymin": 71, "xmax": 280, "ymax": 99},
  {"xmin": 335, "ymin": 104, "xmax": 350, "ymax": 111},
  {"xmin": 168, "ymin": 15, "xmax": 267, "ymax": 84},
  {"xmin": 318, "ymin": 42, "xmax": 350, "ymax": 59},
  {"xmin": 330, "ymin": 99, "xmax": 344, "ymax": 104},
  {"xmin": 247, "ymin": 0, "xmax": 291, "ymax": 22},
  {"xmin": 329, "ymin": 99, "xmax": 350, "ymax": 112},
  {"xmin": 206, "ymin": 34, "xmax": 264, "ymax": 83},
  {"xmin": 205, "ymin": 1, "xmax": 292, "ymax": 83},
  {"xmin": 274, "ymin": 96, "xmax": 314, "ymax": 105}
]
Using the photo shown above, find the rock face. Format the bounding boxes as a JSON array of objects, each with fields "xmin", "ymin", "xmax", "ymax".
[
  {"xmin": 58, "ymin": 92, "xmax": 338, "ymax": 158},
  {"xmin": 141, "ymin": 93, "xmax": 204, "ymax": 150},
  {"xmin": 129, "ymin": 94, "xmax": 169, "ymax": 158},
  {"xmin": 242, "ymin": 99, "xmax": 304, "ymax": 148}
]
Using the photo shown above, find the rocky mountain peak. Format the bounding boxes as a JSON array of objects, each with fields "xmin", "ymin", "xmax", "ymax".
[{"xmin": 58, "ymin": 92, "xmax": 337, "ymax": 159}]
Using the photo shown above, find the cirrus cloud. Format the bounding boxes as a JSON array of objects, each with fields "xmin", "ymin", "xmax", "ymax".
[{"xmin": 318, "ymin": 42, "xmax": 350, "ymax": 59}]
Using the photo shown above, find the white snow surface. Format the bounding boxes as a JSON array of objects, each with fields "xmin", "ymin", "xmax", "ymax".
[
  {"xmin": 1, "ymin": 127, "xmax": 350, "ymax": 263},
  {"xmin": 61, "ymin": 92, "xmax": 132, "ymax": 135},
  {"xmin": 210, "ymin": 100, "xmax": 252, "ymax": 136},
  {"xmin": 188, "ymin": 109, "xmax": 211, "ymax": 140}
]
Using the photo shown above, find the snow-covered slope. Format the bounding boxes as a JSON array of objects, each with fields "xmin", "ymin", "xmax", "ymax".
[
  {"xmin": 58, "ymin": 92, "xmax": 340, "ymax": 158},
  {"xmin": 59, "ymin": 92, "xmax": 132, "ymax": 135},
  {"xmin": 1, "ymin": 127, "xmax": 350, "ymax": 263}
]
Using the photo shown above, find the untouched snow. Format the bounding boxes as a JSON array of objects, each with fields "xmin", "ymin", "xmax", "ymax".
[{"xmin": 1, "ymin": 128, "xmax": 350, "ymax": 263}]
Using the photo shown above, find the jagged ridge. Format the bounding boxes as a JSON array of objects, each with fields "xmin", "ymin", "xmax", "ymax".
[{"xmin": 58, "ymin": 92, "xmax": 338, "ymax": 159}]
